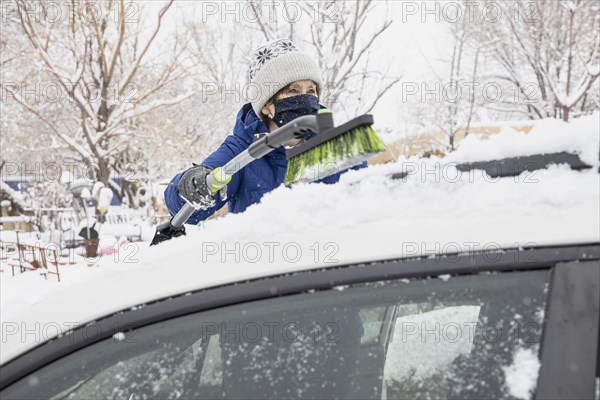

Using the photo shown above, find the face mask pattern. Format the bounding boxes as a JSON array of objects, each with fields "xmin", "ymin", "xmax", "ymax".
[{"xmin": 271, "ymin": 94, "xmax": 320, "ymax": 127}]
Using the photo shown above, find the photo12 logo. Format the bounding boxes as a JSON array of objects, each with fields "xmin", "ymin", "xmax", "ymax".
[
  {"xmin": 1, "ymin": 81, "xmax": 139, "ymax": 105},
  {"xmin": 1, "ymin": 321, "xmax": 139, "ymax": 345},
  {"xmin": 197, "ymin": 1, "xmax": 339, "ymax": 24},
  {"xmin": 202, "ymin": 321, "xmax": 340, "ymax": 344},
  {"xmin": 0, "ymin": 160, "xmax": 141, "ymax": 184},
  {"xmin": 198, "ymin": 81, "xmax": 340, "ymax": 105},
  {"xmin": 200, "ymin": 241, "xmax": 340, "ymax": 264},
  {"xmin": 401, "ymin": 81, "xmax": 540, "ymax": 104},
  {"xmin": 400, "ymin": 1, "xmax": 540, "ymax": 24},
  {"xmin": 1, "ymin": 1, "xmax": 140, "ymax": 24}
]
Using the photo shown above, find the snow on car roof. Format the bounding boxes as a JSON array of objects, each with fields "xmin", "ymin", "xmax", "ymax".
[{"xmin": 1, "ymin": 113, "xmax": 599, "ymax": 365}]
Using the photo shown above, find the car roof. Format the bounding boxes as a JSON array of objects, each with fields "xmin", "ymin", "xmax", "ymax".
[{"xmin": 2, "ymin": 161, "xmax": 599, "ymax": 364}]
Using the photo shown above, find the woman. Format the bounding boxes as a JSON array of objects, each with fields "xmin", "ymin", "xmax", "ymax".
[
  {"xmin": 164, "ymin": 38, "xmax": 366, "ymax": 223},
  {"xmin": 164, "ymin": 39, "xmax": 365, "ymax": 398}
]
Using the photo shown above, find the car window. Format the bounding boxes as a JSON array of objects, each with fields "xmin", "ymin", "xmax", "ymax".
[{"xmin": 2, "ymin": 269, "xmax": 548, "ymax": 400}]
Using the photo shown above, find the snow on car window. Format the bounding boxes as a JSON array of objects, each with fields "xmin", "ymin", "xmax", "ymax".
[{"xmin": 502, "ymin": 347, "xmax": 541, "ymax": 400}]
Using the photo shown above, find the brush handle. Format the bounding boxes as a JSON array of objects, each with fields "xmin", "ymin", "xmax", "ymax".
[
  {"xmin": 202, "ymin": 114, "xmax": 322, "ymax": 189},
  {"xmin": 170, "ymin": 114, "xmax": 327, "ymax": 229}
]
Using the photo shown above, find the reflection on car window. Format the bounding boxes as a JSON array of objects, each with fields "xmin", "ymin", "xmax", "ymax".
[
  {"xmin": 384, "ymin": 305, "xmax": 482, "ymax": 396},
  {"xmin": 2, "ymin": 269, "xmax": 548, "ymax": 400}
]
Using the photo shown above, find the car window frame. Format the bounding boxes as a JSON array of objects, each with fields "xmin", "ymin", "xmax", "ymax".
[{"xmin": 535, "ymin": 259, "xmax": 600, "ymax": 399}]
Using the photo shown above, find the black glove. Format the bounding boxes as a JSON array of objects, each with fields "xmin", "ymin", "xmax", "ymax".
[{"xmin": 178, "ymin": 165, "xmax": 228, "ymax": 208}]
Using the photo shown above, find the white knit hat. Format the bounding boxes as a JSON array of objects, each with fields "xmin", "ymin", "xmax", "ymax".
[{"xmin": 247, "ymin": 39, "xmax": 323, "ymax": 117}]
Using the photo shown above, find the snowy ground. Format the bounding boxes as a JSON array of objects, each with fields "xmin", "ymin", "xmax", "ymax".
[{"xmin": 1, "ymin": 113, "xmax": 599, "ymax": 364}]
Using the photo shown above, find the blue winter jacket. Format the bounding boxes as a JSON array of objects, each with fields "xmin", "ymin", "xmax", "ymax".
[{"xmin": 164, "ymin": 103, "xmax": 366, "ymax": 224}]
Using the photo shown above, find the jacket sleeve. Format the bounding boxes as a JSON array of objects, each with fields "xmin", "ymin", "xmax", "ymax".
[
  {"xmin": 317, "ymin": 161, "xmax": 368, "ymax": 184},
  {"xmin": 164, "ymin": 134, "xmax": 247, "ymax": 224}
]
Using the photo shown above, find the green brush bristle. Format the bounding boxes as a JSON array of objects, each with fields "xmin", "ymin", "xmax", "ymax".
[{"xmin": 285, "ymin": 125, "xmax": 385, "ymax": 185}]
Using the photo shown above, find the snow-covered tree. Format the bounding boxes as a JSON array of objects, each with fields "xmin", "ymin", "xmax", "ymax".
[
  {"xmin": 402, "ymin": 11, "xmax": 485, "ymax": 152},
  {"xmin": 472, "ymin": 0, "xmax": 599, "ymax": 121},
  {"xmin": 2, "ymin": 0, "xmax": 192, "ymax": 210}
]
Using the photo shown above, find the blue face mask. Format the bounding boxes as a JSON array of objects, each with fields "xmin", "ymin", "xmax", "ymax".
[{"xmin": 270, "ymin": 94, "xmax": 320, "ymax": 127}]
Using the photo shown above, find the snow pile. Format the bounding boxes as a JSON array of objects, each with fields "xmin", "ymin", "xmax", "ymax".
[
  {"xmin": 448, "ymin": 112, "xmax": 600, "ymax": 167},
  {"xmin": 187, "ymin": 162, "xmax": 598, "ymax": 254},
  {"xmin": 0, "ymin": 255, "xmax": 119, "ymax": 320},
  {"xmin": 502, "ymin": 347, "xmax": 541, "ymax": 400}
]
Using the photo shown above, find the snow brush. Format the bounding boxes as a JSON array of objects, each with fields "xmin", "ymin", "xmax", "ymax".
[
  {"xmin": 151, "ymin": 109, "xmax": 385, "ymax": 245},
  {"xmin": 285, "ymin": 111, "xmax": 385, "ymax": 185}
]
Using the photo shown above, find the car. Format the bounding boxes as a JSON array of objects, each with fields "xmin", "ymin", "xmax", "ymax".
[{"xmin": 1, "ymin": 151, "xmax": 599, "ymax": 400}]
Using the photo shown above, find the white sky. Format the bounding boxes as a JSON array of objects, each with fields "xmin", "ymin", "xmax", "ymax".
[
  {"xmin": 372, "ymin": 1, "xmax": 453, "ymax": 129},
  {"xmin": 142, "ymin": 0, "xmax": 453, "ymax": 130}
]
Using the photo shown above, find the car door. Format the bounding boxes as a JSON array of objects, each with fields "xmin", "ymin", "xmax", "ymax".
[{"xmin": 1, "ymin": 244, "xmax": 598, "ymax": 399}]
